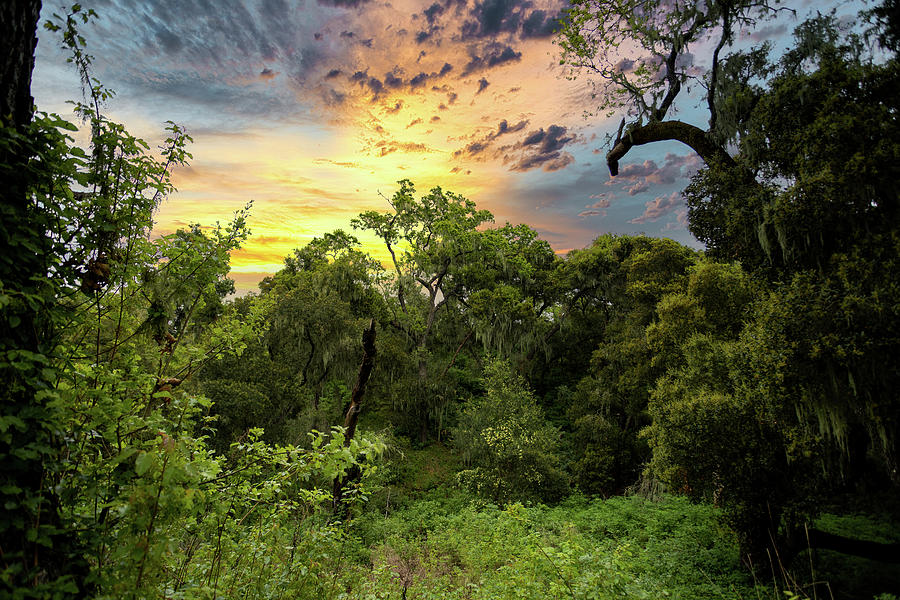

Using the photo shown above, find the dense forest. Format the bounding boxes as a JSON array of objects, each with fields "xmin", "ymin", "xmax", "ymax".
[{"xmin": 2, "ymin": 0, "xmax": 900, "ymax": 598}]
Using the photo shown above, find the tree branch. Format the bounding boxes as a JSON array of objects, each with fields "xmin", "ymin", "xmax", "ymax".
[
  {"xmin": 708, "ymin": 8, "xmax": 732, "ymax": 133},
  {"xmin": 606, "ymin": 119, "xmax": 734, "ymax": 176},
  {"xmin": 655, "ymin": 45, "xmax": 682, "ymax": 121},
  {"xmin": 801, "ymin": 528, "xmax": 900, "ymax": 564}
]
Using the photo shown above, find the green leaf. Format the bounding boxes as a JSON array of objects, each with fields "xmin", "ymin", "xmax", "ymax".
[{"xmin": 135, "ymin": 451, "xmax": 154, "ymax": 476}]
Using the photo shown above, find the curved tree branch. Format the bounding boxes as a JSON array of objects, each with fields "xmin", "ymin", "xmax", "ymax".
[{"xmin": 606, "ymin": 119, "xmax": 735, "ymax": 176}]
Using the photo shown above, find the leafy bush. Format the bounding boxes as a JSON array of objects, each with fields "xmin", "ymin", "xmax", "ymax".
[{"xmin": 452, "ymin": 359, "xmax": 569, "ymax": 503}]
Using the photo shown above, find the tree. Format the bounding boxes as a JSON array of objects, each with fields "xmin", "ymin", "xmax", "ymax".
[
  {"xmin": 563, "ymin": 235, "xmax": 697, "ymax": 496},
  {"xmin": 199, "ymin": 231, "xmax": 385, "ymax": 448},
  {"xmin": 462, "ymin": 223, "xmax": 561, "ymax": 364},
  {"xmin": 1, "ymin": 5, "xmax": 256, "ymax": 594},
  {"xmin": 681, "ymin": 14, "xmax": 900, "ymax": 493},
  {"xmin": 561, "ymin": 1, "xmax": 900, "ymax": 569},
  {"xmin": 0, "ymin": 1, "xmax": 41, "ymax": 128},
  {"xmin": 645, "ymin": 262, "xmax": 900, "ymax": 567},
  {"xmin": 353, "ymin": 180, "xmax": 493, "ymax": 441},
  {"xmin": 1, "ymin": 7, "xmax": 391, "ymax": 598},
  {"xmin": 556, "ymin": 0, "xmax": 781, "ymax": 176},
  {"xmin": 687, "ymin": 15, "xmax": 900, "ymax": 271},
  {"xmin": 453, "ymin": 359, "xmax": 568, "ymax": 504}
]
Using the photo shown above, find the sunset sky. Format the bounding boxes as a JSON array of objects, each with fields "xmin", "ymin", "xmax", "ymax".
[{"xmin": 31, "ymin": 0, "xmax": 845, "ymax": 292}]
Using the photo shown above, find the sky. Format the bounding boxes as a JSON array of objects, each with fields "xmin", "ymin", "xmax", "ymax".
[{"xmin": 31, "ymin": 0, "xmax": 850, "ymax": 293}]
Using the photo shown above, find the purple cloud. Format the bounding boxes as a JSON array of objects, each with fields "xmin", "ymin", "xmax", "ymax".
[{"xmin": 630, "ymin": 192, "xmax": 683, "ymax": 224}]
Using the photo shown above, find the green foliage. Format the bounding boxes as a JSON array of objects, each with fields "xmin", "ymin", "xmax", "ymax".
[
  {"xmin": 1, "ymin": 5, "xmax": 205, "ymax": 589},
  {"xmin": 198, "ymin": 230, "xmax": 386, "ymax": 450},
  {"xmin": 6, "ymin": 5, "xmax": 900, "ymax": 598},
  {"xmin": 453, "ymin": 360, "xmax": 568, "ymax": 503},
  {"xmin": 348, "ymin": 492, "xmax": 765, "ymax": 600},
  {"xmin": 565, "ymin": 235, "xmax": 698, "ymax": 496},
  {"xmin": 688, "ymin": 15, "xmax": 900, "ymax": 274},
  {"xmin": 1, "ymin": 9, "xmax": 389, "ymax": 598},
  {"xmin": 353, "ymin": 181, "xmax": 562, "ymax": 442},
  {"xmin": 667, "ymin": 12, "xmax": 900, "ymax": 561}
]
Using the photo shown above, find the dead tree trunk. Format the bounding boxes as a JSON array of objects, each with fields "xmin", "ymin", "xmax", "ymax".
[{"xmin": 331, "ymin": 319, "xmax": 377, "ymax": 515}]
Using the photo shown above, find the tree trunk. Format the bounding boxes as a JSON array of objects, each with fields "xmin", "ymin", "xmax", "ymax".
[
  {"xmin": 1, "ymin": 1, "xmax": 91, "ymax": 595},
  {"xmin": 332, "ymin": 320, "xmax": 377, "ymax": 515},
  {"xmin": 1, "ymin": 1, "xmax": 41, "ymax": 129}
]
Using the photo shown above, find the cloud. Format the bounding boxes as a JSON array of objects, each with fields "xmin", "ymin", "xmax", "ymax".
[
  {"xmin": 496, "ymin": 119, "xmax": 528, "ymax": 135},
  {"xmin": 65, "ymin": 0, "xmax": 341, "ymax": 123},
  {"xmin": 423, "ymin": 2, "xmax": 445, "ymax": 25},
  {"xmin": 454, "ymin": 123, "xmax": 578, "ymax": 172},
  {"xmin": 625, "ymin": 181, "xmax": 649, "ymax": 196},
  {"xmin": 317, "ymin": 0, "xmax": 372, "ymax": 7},
  {"xmin": 521, "ymin": 124, "xmax": 574, "ymax": 154},
  {"xmin": 384, "ymin": 69, "xmax": 405, "ymax": 88},
  {"xmin": 741, "ymin": 23, "xmax": 787, "ymax": 42},
  {"xmin": 630, "ymin": 192, "xmax": 683, "ymax": 224},
  {"xmin": 313, "ymin": 158, "xmax": 360, "ymax": 168},
  {"xmin": 410, "ymin": 72, "xmax": 431, "ymax": 87},
  {"xmin": 452, "ymin": 118, "xmax": 529, "ymax": 158},
  {"xmin": 461, "ymin": 0, "xmax": 522, "ymax": 39},
  {"xmin": 365, "ymin": 76, "xmax": 384, "ymax": 96},
  {"xmin": 457, "ymin": 141, "xmax": 488, "ymax": 156},
  {"xmin": 578, "ymin": 193, "xmax": 613, "ymax": 218},
  {"xmin": 457, "ymin": 1, "xmax": 563, "ymax": 41},
  {"xmin": 587, "ymin": 194, "xmax": 612, "ymax": 209},
  {"xmin": 462, "ymin": 43, "xmax": 522, "ymax": 75},
  {"xmin": 346, "ymin": 63, "xmax": 454, "ymax": 96},
  {"xmin": 511, "ymin": 151, "xmax": 574, "ymax": 172},
  {"xmin": 662, "ymin": 208, "xmax": 689, "ymax": 231},
  {"xmin": 609, "ymin": 152, "xmax": 702, "ymax": 193},
  {"xmin": 521, "ymin": 10, "xmax": 561, "ymax": 38},
  {"xmin": 509, "ymin": 132, "xmax": 579, "ymax": 170},
  {"xmin": 322, "ymin": 88, "xmax": 347, "ymax": 105},
  {"xmin": 155, "ymin": 26, "xmax": 184, "ymax": 54},
  {"xmin": 373, "ymin": 140, "xmax": 434, "ymax": 156}
]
